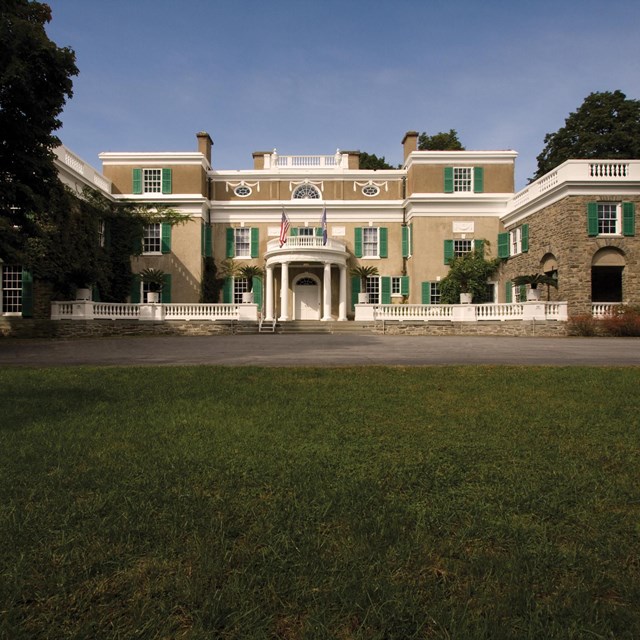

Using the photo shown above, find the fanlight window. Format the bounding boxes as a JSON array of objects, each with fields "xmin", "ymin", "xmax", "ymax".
[
  {"xmin": 297, "ymin": 277, "xmax": 317, "ymax": 286},
  {"xmin": 293, "ymin": 184, "xmax": 321, "ymax": 199}
]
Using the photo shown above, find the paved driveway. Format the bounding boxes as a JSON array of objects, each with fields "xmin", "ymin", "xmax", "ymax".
[{"xmin": 1, "ymin": 335, "xmax": 640, "ymax": 367}]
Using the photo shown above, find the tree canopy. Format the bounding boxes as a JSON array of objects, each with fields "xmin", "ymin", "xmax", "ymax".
[
  {"xmin": 0, "ymin": 0, "xmax": 78, "ymax": 263},
  {"xmin": 358, "ymin": 152, "xmax": 396, "ymax": 170},
  {"xmin": 439, "ymin": 246, "xmax": 500, "ymax": 304},
  {"xmin": 533, "ymin": 90, "xmax": 640, "ymax": 180},
  {"xmin": 418, "ymin": 130, "xmax": 465, "ymax": 151}
]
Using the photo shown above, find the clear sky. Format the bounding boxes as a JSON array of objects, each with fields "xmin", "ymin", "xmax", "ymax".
[{"xmin": 45, "ymin": 0, "xmax": 640, "ymax": 190}]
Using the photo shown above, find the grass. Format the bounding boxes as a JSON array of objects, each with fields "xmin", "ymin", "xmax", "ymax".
[{"xmin": 1, "ymin": 366, "xmax": 639, "ymax": 639}]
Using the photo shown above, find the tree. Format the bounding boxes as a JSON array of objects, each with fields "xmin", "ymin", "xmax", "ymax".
[
  {"xmin": 439, "ymin": 246, "xmax": 500, "ymax": 304},
  {"xmin": 0, "ymin": 0, "xmax": 78, "ymax": 263},
  {"xmin": 533, "ymin": 90, "xmax": 640, "ymax": 180},
  {"xmin": 418, "ymin": 130, "xmax": 465, "ymax": 151},
  {"xmin": 358, "ymin": 152, "xmax": 396, "ymax": 170}
]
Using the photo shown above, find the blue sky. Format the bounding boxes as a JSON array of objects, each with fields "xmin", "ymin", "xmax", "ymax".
[{"xmin": 46, "ymin": 0, "xmax": 640, "ymax": 190}]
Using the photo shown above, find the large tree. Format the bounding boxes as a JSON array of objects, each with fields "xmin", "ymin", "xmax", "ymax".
[
  {"xmin": 358, "ymin": 151, "xmax": 396, "ymax": 170},
  {"xmin": 0, "ymin": 0, "xmax": 78, "ymax": 263},
  {"xmin": 418, "ymin": 129, "xmax": 465, "ymax": 151},
  {"xmin": 533, "ymin": 90, "xmax": 640, "ymax": 180}
]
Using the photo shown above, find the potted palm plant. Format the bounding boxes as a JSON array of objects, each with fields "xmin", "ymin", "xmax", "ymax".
[
  {"xmin": 139, "ymin": 267, "xmax": 166, "ymax": 303},
  {"xmin": 512, "ymin": 273, "xmax": 558, "ymax": 301},
  {"xmin": 238, "ymin": 264, "xmax": 264, "ymax": 303},
  {"xmin": 350, "ymin": 265, "xmax": 379, "ymax": 303}
]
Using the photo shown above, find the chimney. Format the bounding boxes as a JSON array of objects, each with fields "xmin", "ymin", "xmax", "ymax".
[
  {"xmin": 402, "ymin": 131, "xmax": 419, "ymax": 162},
  {"xmin": 196, "ymin": 131, "xmax": 213, "ymax": 165}
]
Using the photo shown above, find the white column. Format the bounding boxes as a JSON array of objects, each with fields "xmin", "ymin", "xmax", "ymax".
[
  {"xmin": 265, "ymin": 264, "xmax": 274, "ymax": 321},
  {"xmin": 322, "ymin": 262, "xmax": 332, "ymax": 321},
  {"xmin": 278, "ymin": 262, "xmax": 289, "ymax": 321},
  {"xmin": 338, "ymin": 264, "xmax": 347, "ymax": 321}
]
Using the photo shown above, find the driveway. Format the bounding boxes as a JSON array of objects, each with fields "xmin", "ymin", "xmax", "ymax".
[{"xmin": 1, "ymin": 335, "xmax": 640, "ymax": 367}]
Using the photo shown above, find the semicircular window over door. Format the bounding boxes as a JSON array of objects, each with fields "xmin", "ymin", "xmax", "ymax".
[{"xmin": 294, "ymin": 277, "xmax": 320, "ymax": 320}]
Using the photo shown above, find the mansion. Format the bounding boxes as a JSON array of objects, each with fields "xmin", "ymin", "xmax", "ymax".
[{"xmin": 2, "ymin": 131, "xmax": 640, "ymax": 327}]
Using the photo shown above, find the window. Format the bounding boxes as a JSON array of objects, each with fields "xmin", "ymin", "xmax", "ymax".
[
  {"xmin": 430, "ymin": 282, "xmax": 441, "ymax": 305},
  {"xmin": 292, "ymin": 184, "xmax": 321, "ymax": 199},
  {"xmin": 2, "ymin": 265, "xmax": 22, "ymax": 314},
  {"xmin": 234, "ymin": 185, "xmax": 252, "ymax": 197},
  {"xmin": 454, "ymin": 167, "xmax": 472, "ymax": 192},
  {"xmin": 365, "ymin": 276, "xmax": 380, "ymax": 304},
  {"xmin": 391, "ymin": 276, "xmax": 402, "ymax": 295},
  {"xmin": 498, "ymin": 224, "xmax": 529, "ymax": 258},
  {"xmin": 143, "ymin": 223, "xmax": 162, "ymax": 253},
  {"xmin": 454, "ymin": 239, "xmax": 472, "ymax": 257},
  {"xmin": 510, "ymin": 227, "xmax": 522, "ymax": 255},
  {"xmin": 98, "ymin": 219, "xmax": 106, "ymax": 248},
  {"xmin": 233, "ymin": 277, "xmax": 250, "ymax": 304},
  {"xmin": 234, "ymin": 228, "xmax": 251, "ymax": 257},
  {"xmin": 297, "ymin": 227, "xmax": 314, "ymax": 236},
  {"xmin": 363, "ymin": 228, "xmax": 379, "ymax": 257},
  {"xmin": 362, "ymin": 185, "xmax": 380, "ymax": 197},
  {"xmin": 143, "ymin": 169, "xmax": 162, "ymax": 193},
  {"xmin": 588, "ymin": 201, "xmax": 635, "ymax": 237}
]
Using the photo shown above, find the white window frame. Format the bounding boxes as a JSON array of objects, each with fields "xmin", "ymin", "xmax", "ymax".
[
  {"xmin": 98, "ymin": 219, "xmax": 105, "ymax": 248},
  {"xmin": 143, "ymin": 223, "xmax": 162, "ymax": 254},
  {"xmin": 510, "ymin": 227, "xmax": 522, "ymax": 256},
  {"xmin": 453, "ymin": 239, "xmax": 472, "ymax": 257},
  {"xmin": 362, "ymin": 184, "xmax": 380, "ymax": 197},
  {"xmin": 142, "ymin": 168, "xmax": 162, "ymax": 194},
  {"xmin": 234, "ymin": 185, "xmax": 252, "ymax": 197},
  {"xmin": 430, "ymin": 282, "xmax": 441, "ymax": 305},
  {"xmin": 597, "ymin": 203, "xmax": 621, "ymax": 236},
  {"xmin": 363, "ymin": 227, "xmax": 380, "ymax": 258},
  {"xmin": 233, "ymin": 277, "xmax": 250, "ymax": 304},
  {"xmin": 1, "ymin": 265, "xmax": 23, "ymax": 315},
  {"xmin": 292, "ymin": 184, "xmax": 321, "ymax": 199},
  {"xmin": 453, "ymin": 167, "xmax": 473, "ymax": 192},
  {"xmin": 297, "ymin": 227, "xmax": 315, "ymax": 237},
  {"xmin": 391, "ymin": 276, "xmax": 402, "ymax": 296},
  {"xmin": 365, "ymin": 275, "xmax": 380, "ymax": 304},
  {"xmin": 234, "ymin": 228, "xmax": 251, "ymax": 258}
]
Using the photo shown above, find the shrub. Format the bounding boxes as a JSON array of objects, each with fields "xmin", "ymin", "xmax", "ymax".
[
  {"xmin": 568, "ymin": 314, "xmax": 599, "ymax": 336},
  {"xmin": 599, "ymin": 305, "xmax": 640, "ymax": 337}
]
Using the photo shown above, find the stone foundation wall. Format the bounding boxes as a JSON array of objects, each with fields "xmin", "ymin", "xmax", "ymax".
[{"xmin": 374, "ymin": 321, "xmax": 568, "ymax": 337}]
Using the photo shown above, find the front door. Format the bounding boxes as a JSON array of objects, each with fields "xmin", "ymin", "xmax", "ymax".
[{"xmin": 294, "ymin": 276, "xmax": 320, "ymax": 320}]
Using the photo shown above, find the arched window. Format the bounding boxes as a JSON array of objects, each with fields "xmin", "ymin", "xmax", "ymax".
[{"xmin": 292, "ymin": 184, "xmax": 321, "ymax": 199}]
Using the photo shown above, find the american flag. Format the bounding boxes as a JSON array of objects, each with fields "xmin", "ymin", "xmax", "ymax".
[
  {"xmin": 279, "ymin": 208, "xmax": 290, "ymax": 247},
  {"xmin": 321, "ymin": 206, "xmax": 327, "ymax": 245}
]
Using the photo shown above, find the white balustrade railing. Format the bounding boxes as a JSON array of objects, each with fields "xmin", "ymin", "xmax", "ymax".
[
  {"xmin": 267, "ymin": 236, "xmax": 346, "ymax": 252},
  {"xmin": 591, "ymin": 302, "xmax": 622, "ymax": 317},
  {"xmin": 375, "ymin": 304, "xmax": 454, "ymax": 321},
  {"xmin": 93, "ymin": 303, "xmax": 140, "ymax": 319},
  {"xmin": 476, "ymin": 303, "xmax": 524, "ymax": 320},
  {"xmin": 163, "ymin": 303, "xmax": 240, "ymax": 320}
]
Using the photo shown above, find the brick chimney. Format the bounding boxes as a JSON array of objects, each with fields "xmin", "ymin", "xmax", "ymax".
[
  {"xmin": 196, "ymin": 131, "xmax": 213, "ymax": 165},
  {"xmin": 402, "ymin": 131, "xmax": 419, "ymax": 162}
]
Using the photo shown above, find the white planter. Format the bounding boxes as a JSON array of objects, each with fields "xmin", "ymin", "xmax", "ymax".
[
  {"xmin": 75, "ymin": 287, "xmax": 92, "ymax": 301},
  {"xmin": 147, "ymin": 291, "xmax": 160, "ymax": 303},
  {"xmin": 459, "ymin": 292, "xmax": 473, "ymax": 304},
  {"xmin": 242, "ymin": 291, "xmax": 254, "ymax": 303},
  {"xmin": 358, "ymin": 292, "xmax": 369, "ymax": 304},
  {"xmin": 527, "ymin": 288, "xmax": 541, "ymax": 301}
]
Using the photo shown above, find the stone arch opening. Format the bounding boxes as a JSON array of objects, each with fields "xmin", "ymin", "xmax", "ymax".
[{"xmin": 591, "ymin": 247, "xmax": 625, "ymax": 302}]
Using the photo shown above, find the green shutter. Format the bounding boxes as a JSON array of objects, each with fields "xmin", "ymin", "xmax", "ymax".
[
  {"xmin": 201, "ymin": 223, "xmax": 205, "ymax": 256},
  {"xmin": 205, "ymin": 225, "xmax": 212, "ymax": 257},
  {"xmin": 505, "ymin": 281, "xmax": 512, "ymax": 303},
  {"xmin": 104, "ymin": 221, "xmax": 111, "ymax": 249},
  {"xmin": 444, "ymin": 239, "xmax": 454, "ymax": 264},
  {"xmin": 161, "ymin": 274, "xmax": 172, "ymax": 303},
  {"xmin": 354, "ymin": 228, "xmax": 363, "ymax": 258},
  {"xmin": 250, "ymin": 227, "xmax": 259, "ymax": 258},
  {"xmin": 521, "ymin": 224, "xmax": 529, "ymax": 252},
  {"xmin": 351, "ymin": 276, "xmax": 360, "ymax": 311},
  {"xmin": 410, "ymin": 223, "xmax": 414, "ymax": 255},
  {"xmin": 587, "ymin": 202, "xmax": 598, "ymax": 236},
  {"xmin": 444, "ymin": 167, "xmax": 454, "ymax": 193},
  {"xmin": 379, "ymin": 227, "xmax": 388, "ymax": 258},
  {"xmin": 92, "ymin": 285, "xmax": 101, "ymax": 302},
  {"xmin": 161, "ymin": 223, "xmax": 171, "ymax": 253},
  {"xmin": 253, "ymin": 277, "xmax": 263, "ymax": 308},
  {"xmin": 290, "ymin": 227, "xmax": 298, "ymax": 237},
  {"xmin": 498, "ymin": 232, "xmax": 509, "ymax": 258},
  {"xmin": 623, "ymin": 202, "xmax": 635, "ymax": 236},
  {"xmin": 226, "ymin": 228, "xmax": 235, "ymax": 258},
  {"xmin": 421, "ymin": 281, "xmax": 431, "ymax": 304},
  {"xmin": 473, "ymin": 167, "xmax": 484, "ymax": 193},
  {"xmin": 161, "ymin": 168, "xmax": 172, "ymax": 194},
  {"xmin": 381, "ymin": 276, "xmax": 391, "ymax": 304},
  {"xmin": 401, "ymin": 276, "xmax": 410, "ymax": 297},
  {"xmin": 474, "ymin": 239, "xmax": 484, "ymax": 257},
  {"xmin": 402, "ymin": 226, "xmax": 409, "ymax": 257},
  {"xmin": 132, "ymin": 168, "xmax": 142, "ymax": 194},
  {"xmin": 21, "ymin": 269, "xmax": 33, "ymax": 318},
  {"xmin": 315, "ymin": 226, "xmax": 323, "ymax": 237},
  {"xmin": 519, "ymin": 285, "xmax": 527, "ymax": 302},
  {"xmin": 223, "ymin": 277, "xmax": 232, "ymax": 303},
  {"xmin": 130, "ymin": 276, "xmax": 141, "ymax": 303}
]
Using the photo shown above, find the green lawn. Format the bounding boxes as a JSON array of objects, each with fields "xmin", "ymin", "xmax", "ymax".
[{"xmin": 1, "ymin": 366, "xmax": 639, "ymax": 639}]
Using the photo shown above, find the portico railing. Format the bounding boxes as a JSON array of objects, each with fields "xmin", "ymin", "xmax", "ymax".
[
  {"xmin": 591, "ymin": 302, "xmax": 623, "ymax": 318},
  {"xmin": 267, "ymin": 237, "xmax": 346, "ymax": 252}
]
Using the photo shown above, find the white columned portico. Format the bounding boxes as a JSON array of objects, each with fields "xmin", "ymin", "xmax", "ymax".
[
  {"xmin": 279, "ymin": 262, "xmax": 290, "ymax": 321},
  {"xmin": 265, "ymin": 265, "xmax": 274, "ymax": 321},
  {"xmin": 322, "ymin": 262, "xmax": 332, "ymax": 321},
  {"xmin": 338, "ymin": 264, "xmax": 347, "ymax": 321}
]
